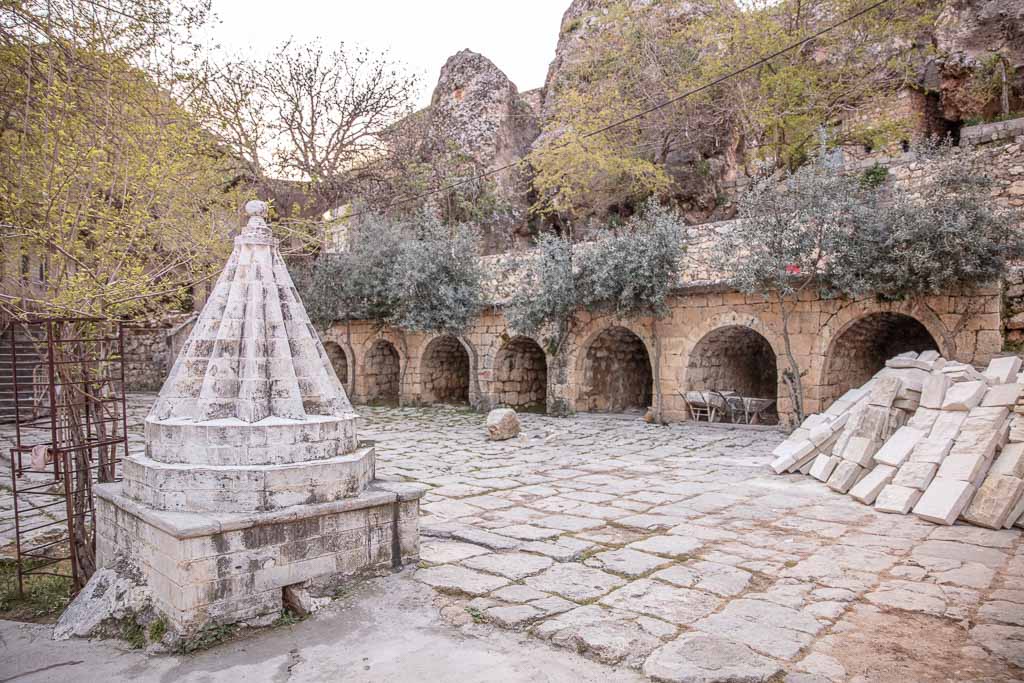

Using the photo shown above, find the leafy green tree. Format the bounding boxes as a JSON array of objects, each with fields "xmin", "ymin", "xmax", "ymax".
[
  {"xmin": 302, "ymin": 215, "xmax": 404, "ymax": 328},
  {"xmin": 391, "ymin": 218, "xmax": 484, "ymax": 334},
  {"xmin": 0, "ymin": 0, "xmax": 238, "ymax": 321},
  {"xmin": 507, "ymin": 201, "xmax": 685, "ymax": 419},
  {"xmin": 831, "ymin": 142, "xmax": 1023, "ymax": 300},
  {"xmin": 505, "ymin": 232, "xmax": 577, "ymax": 355},
  {"xmin": 530, "ymin": 0, "xmax": 934, "ymax": 220}
]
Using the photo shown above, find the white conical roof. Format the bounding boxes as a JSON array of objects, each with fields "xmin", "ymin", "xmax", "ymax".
[{"xmin": 149, "ymin": 200, "xmax": 354, "ymax": 423}]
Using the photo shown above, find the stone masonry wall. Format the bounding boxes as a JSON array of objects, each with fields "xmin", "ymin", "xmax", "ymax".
[
  {"xmin": 421, "ymin": 336, "xmax": 470, "ymax": 404},
  {"xmin": 578, "ymin": 326, "xmax": 653, "ymax": 413},
  {"xmin": 123, "ymin": 327, "xmax": 169, "ymax": 392},
  {"xmin": 492, "ymin": 337, "xmax": 547, "ymax": 409},
  {"xmin": 364, "ymin": 339, "xmax": 401, "ymax": 404},
  {"xmin": 326, "ymin": 282, "xmax": 1001, "ymax": 425}
]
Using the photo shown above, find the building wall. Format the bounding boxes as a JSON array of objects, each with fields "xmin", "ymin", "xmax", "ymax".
[{"xmin": 325, "ymin": 283, "xmax": 1002, "ymax": 425}]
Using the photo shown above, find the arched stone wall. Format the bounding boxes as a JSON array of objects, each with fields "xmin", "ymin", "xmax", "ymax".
[
  {"xmin": 323, "ymin": 341, "xmax": 351, "ymax": 393},
  {"xmin": 493, "ymin": 336, "xmax": 547, "ymax": 410},
  {"xmin": 421, "ymin": 335, "xmax": 471, "ymax": 404},
  {"xmin": 363, "ymin": 338, "xmax": 401, "ymax": 404},
  {"xmin": 821, "ymin": 312, "xmax": 940, "ymax": 405},
  {"xmin": 578, "ymin": 326, "xmax": 653, "ymax": 413},
  {"xmin": 686, "ymin": 325, "xmax": 778, "ymax": 399}
]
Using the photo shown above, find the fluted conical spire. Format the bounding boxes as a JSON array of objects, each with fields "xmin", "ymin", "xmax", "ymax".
[{"xmin": 149, "ymin": 200, "xmax": 353, "ymax": 423}]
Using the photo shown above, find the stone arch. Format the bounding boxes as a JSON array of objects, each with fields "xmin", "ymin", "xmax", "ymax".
[
  {"xmin": 577, "ymin": 325, "xmax": 653, "ymax": 413},
  {"xmin": 421, "ymin": 335, "xmax": 471, "ymax": 404},
  {"xmin": 822, "ymin": 312, "xmax": 940, "ymax": 405},
  {"xmin": 363, "ymin": 338, "xmax": 401, "ymax": 404},
  {"xmin": 493, "ymin": 336, "xmax": 548, "ymax": 410},
  {"xmin": 322, "ymin": 341, "xmax": 352, "ymax": 393},
  {"xmin": 686, "ymin": 325, "xmax": 778, "ymax": 401}
]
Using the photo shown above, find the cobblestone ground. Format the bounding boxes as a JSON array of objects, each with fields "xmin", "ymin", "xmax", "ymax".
[
  {"xmin": 362, "ymin": 405, "xmax": 1024, "ymax": 682},
  {"xmin": 2, "ymin": 396, "xmax": 1023, "ymax": 681}
]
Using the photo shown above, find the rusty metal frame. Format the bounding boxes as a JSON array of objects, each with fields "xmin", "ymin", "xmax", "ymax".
[{"xmin": 7, "ymin": 317, "xmax": 128, "ymax": 596}]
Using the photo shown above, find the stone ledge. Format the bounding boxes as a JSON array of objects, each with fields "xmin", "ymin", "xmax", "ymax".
[
  {"xmin": 145, "ymin": 413, "xmax": 359, "ymax": 465},
  {"xmin": 96, "ymin": 480, "xmax": 426, "ymax": 540},
  {"xmin": 123, "ymin": 445, "xmax": 377, "ymax": 512}
]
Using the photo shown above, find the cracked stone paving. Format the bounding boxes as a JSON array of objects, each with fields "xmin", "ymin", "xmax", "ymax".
[{"xmin": 2, "ymin": 394, "xmax": 1023, "ymax": 682}]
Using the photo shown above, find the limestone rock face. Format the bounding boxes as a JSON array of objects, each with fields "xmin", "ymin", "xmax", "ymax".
[
  {"xmin": 535, "ymin": 0, "xmax": 738, "ymax": 225},
  {"xmin": 933, "ymin": 0, "xmax": 1024, "ymax": 120},
  {"xmin": 426, "ymin": 50, "xmax": 540, "ymax": 249},
  {"xmin": 430, "ymin": 50, "xmax": 539, "ymax": 181},
  {"xmin": 487, "ymin": 408, "xmax": 521, "ymax": 441}
]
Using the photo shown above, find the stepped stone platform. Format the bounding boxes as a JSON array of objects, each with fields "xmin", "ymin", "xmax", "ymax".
[{"xmin": 86, "ymin": 201, "xmax": 425, "ymax": 634}]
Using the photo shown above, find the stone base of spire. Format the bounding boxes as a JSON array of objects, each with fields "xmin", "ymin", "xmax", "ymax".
[
  {"xmin": 94, "ymin": 480, "xmax": 426, "ymax": 634},
  {"xmin": 123, "ymin": 445, "xmax": 376, "ymax": 513}
]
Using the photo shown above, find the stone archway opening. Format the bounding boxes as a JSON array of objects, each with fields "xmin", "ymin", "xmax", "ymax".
[
  {"xmin": 422, "ymin": 336, "xmax": 470, "ymax": 405},
  {"xmin": 494, "ymin": 337, "xmax": 547, "ymax": 411},
  {"xmin": 365, "ymin": 339, "xmax": 401, "ymax": 405},
  {"xmin": 686, "ymin": 325, "xmax": 778, "ymax": 423},
  {"xmin": 579, "ymin": 326, "xmax": 653, "ymax": 413},
  {"xmin": 323, "ymin": 341, "xmax": 350, "ymax": 393},
  {"xmin": 687, "ymin": 326, "xmax": 777, "ymax": 398},
  {"xmin": 823, "ymin": 312, "xmax": 939, "ymax": 406}
]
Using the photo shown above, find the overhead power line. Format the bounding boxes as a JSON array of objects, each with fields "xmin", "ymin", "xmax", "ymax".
[{"xmin": 344, "ymin": 0, "xmax": 893, "ymax": 220}]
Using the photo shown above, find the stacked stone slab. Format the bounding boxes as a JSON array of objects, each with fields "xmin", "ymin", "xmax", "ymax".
[
  {"xmin": 769, "ymin": 397, "xmax": 858, "ymax": 476},
  {"xmin": 92, "ymin": 201, "xmax": 425, "ymax": 634},
  {"xmin": 912, "ymin": 357, "xmax": 1018, "ymax": 525},
  {"xmin": 772, "ymin": 350, "xmax": 1024, "ymax": 530},
  {"xmin": 874, "ymin": 358, "xmax": 980, "ymax": 515},
  {"xmin": 960, "ymin": 358, "xmax": 1024, "ymax": 529}
]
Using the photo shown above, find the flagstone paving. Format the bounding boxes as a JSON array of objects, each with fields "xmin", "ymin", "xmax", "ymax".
[
  {"xmin": 2, "ymin": 397, "xmax": 1023, "ymax": 681},
  {"xmin": 360, "ymin": 404, "xmax": 1024, "ymax": 682}
]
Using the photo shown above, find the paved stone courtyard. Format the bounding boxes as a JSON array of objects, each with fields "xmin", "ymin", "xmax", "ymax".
[{"xmin": 3, "ymin": 394, "xmax": 1024, "ymax": 681}]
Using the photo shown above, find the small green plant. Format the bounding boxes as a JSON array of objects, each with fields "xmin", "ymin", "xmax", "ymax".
[
  {"xmin": 174, "ymin": 622, "xmax": 238, "ymax": 654},
  {"xmin": 121, "ymin": 620, "xmax": 146, "ymax": 649},
  {"xmin": 861, "ymin": 163, "xmax": 888, "ymax": 188},
  {"xmin": 272, "ymin": 608, "xmax": 305, "ymax": 627},
  {"xmin": 465, "ymin": 606, "xmax": 486, "ymax": 624},
  {"xmin": 148, "ymin": 617, "xmax": 167, "ymax": 642},
  {"xmin": 0, "ymin": 558, "xmax": 72, "ymax": 622}
]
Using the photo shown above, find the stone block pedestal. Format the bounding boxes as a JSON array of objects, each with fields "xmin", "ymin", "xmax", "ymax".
[{"xmin": 95, "ymin": 478, "xmax": 425, "ymax": 633}]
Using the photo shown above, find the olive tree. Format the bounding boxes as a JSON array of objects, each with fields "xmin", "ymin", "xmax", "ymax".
[
  {"xmin": 301, "ymin": 212, "xmax": 483, "ymax": 335},
  {"xmin": 715, "ymin": 142, "xmax": 1022, "ymax": 424},
  {"xmin": 507, "ymin": 201, "xmax": 685, "ymax": 420}
]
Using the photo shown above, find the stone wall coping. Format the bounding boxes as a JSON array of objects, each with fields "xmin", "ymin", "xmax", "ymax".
[
  {"xmin": 127, "ymin": 443, "xmax": 375, "ymax": 476},
  {"xmin": 95, "ymin": 480, "xmax": 426, "ymax": 540},
  {"xmin": 146, "ymin": 413, "xmax": 359, "ymax": 428}
]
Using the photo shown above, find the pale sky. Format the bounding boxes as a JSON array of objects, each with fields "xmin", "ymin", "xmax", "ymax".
[{"xmin": 205, "ymin": 1, "xmax": 569, "ymax": 106}]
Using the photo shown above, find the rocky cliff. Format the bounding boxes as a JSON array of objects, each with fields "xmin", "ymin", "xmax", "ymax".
[{"xmin": 399, "ymin": 0, "xmax": 1020, "ymax": 246}]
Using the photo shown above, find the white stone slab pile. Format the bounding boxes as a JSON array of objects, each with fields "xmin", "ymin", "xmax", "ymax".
[
  {"xmin": 830, "ymin": 356, "xmax": 932, "ymax": 497},
  {"xmin": 769, "ymin": 406, "xmax": 854, "ymax": 475},
  {"xmin": 912, "ymin": 357, "xmax": 1018, "ymax": 525},
  {"xmin": 877, "ymin": 360, "xmax": 961, "ymax": 514},
  {"xmin": 771, "ymin": 351, "xmax": 1024, "ymax": 530},
  {"xmin": 821, "ymin": 376, "xmax": 898, "ymax": 492},
  {"xmin": 961, "ymin": 357, "xmax": 1024, "ymax": 529}
]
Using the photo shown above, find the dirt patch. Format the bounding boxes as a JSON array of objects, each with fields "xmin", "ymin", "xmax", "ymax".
[{"xmin": 822, "ymin": 604, "xmax": 1020, "ymax": 682}]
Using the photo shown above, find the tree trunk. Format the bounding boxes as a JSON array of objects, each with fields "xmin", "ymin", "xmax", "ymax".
[
  {"xmin": 778, "ymin": 293, "xmax": 805, "ymax": 427},
  {"xmin": 652, "ymin": 317, "xmax": 664, "ymax": 424}
]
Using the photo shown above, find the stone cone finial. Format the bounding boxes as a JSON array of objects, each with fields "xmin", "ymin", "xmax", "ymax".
[
  {"xmin": 241, "ymin": 199, "xmax": 272, "ymax": 239},
  {"xmin": 148, "ymin": 200, "xmax": 353, "ymax": 423}
]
